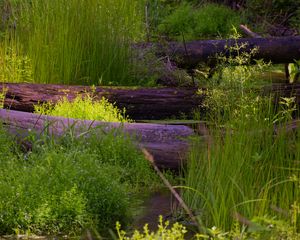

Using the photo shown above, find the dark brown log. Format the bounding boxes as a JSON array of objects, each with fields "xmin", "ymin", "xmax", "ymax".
[
  {"xmin": 0, "ymin": 83, "xmax": 204, "ymax": 120},
  {"xmin": 0, "ymin": 109, "xmax": 195, "ymax": 170},
  {"xmin": 2, "ymin": 83, "xmax": 300, "ymax": 121},
  {"xmin": 145, "ymin": 36, "xmax": 300, "ymax": 69}
]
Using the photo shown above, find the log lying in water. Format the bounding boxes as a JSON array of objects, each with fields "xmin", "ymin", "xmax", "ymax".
[
  {"xmin": 146, "ymin": 36, "xmax": 300, "ymax": 68},
  {"xmin": 0, "ymin": 83, "xmax": 204, "ymax": 120},
  {"xmin": 0, "ymin": 109, "xmax": 194, "ymax": 170}
]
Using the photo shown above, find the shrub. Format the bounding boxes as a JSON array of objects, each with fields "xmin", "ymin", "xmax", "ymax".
[
  {"xmin": 193, "ymin": 3, "xmax": 242, "ymax": 38},
  {"xmin": 34, "ymin": 94, "xmax": 130, "ymax": 123},
  {"xmin": 116, "ymin": 216, "xmax": 187, "ymax": 240},
  {"xmin": 0, "ymin": 125, "xmax": 157, "ymax": 236},
  {"xmin": 157, "ymin": 2, "xmax": 196, "ymax": 40},
  {"xmin": 158, "ymin": 2, "xmax": 242, "ymax": 40}
]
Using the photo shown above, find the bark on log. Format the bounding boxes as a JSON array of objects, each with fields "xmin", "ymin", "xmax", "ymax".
[
  {"xmin": 2, "ymin": 83, "xmax": 300, "ymax": 121},
  {"xmin": 0, "ymin": 83, "xmax": 204, "ymax": 120},
  {"xmin": 0, "ymin": 109, "xmax": 195, "ymax": 170},
  {"xmin": 146, "ymin": 36, "xmax": 300, "ymax": 68}
]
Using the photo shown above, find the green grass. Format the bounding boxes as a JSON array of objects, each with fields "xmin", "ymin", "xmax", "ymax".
[
  {"xmin": 183, "ymin": 98, "xmax": 300, "ymax": 233},
  {"xmin": 0, "ymin": 0, "xmax": 144, "ymax": 85},
  {"xmin": 0, "ymin": 124, "xmax": 158, "ymax": 236},
  {"xmin": 181, "ymin": 34, "xmax": 300, "ymax": 236}
]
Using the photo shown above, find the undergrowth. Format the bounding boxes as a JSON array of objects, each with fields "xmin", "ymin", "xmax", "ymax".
[
  {"xmin": 157, "ymin": 2, "xmax": 243, "ymax": 40},
  {"xmin": 116, "ymin": 214, "xmax": 300, "ymax": 239},
  {"xmin": 0, "ymin": 124, "xmax": 158, "ymax": 236}
]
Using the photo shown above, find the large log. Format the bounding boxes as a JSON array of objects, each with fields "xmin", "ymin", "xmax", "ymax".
[
  {"xmin": 0, "ymin": 109, "xmax": 195, "ymax": 170},
  {"xmin": 2, "ymin": 83, "xmax": 300, "ymax": 121},
  {"xmin": 146, "ymin": 36, "xmax": 300, "ymax": 69},
  {"xmin": 0, "ymin": 83, "xmax": 203, "ymax": 120}
]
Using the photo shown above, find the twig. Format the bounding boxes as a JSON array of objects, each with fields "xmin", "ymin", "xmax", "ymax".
[
  {"xmin": 239, "ymin": 24, "xmax": 262, "ymax": 38},
  {"xmin": 142, "ymin": 148, "xmax": 204, "ymax": 232}
]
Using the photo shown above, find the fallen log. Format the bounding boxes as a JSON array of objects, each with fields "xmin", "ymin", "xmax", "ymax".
[
  {"xmin": 145, "ymin": 36, "xmax": 300, "ymax": 69},
  {"xmin": 0, "ymin": 83, "xmax": 204, "ymax": 120},
  {"xmin": 2, "ymin": 83, "xmax": 300, "ymax": 121},
  {"xmin": 0, "ymin": 109, "xmax": 194, "ymax": 170}
]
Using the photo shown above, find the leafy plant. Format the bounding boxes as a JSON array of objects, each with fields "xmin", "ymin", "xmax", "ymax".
[
  {"xmin": 199, "ymin": 28, "xmax": 271, "ymax": 125},
  {"xmin": 116, "ymin": 215, "xmax": 187, "ymax": 240},
  {"xmin": 158, "ymin": 3, "xmax": 243, "ymax": 40},
  {"xmin": 157, "ymin": 2, "xmax": 195, "ymax": 40},
  {"xmin": 193, "ymin": 3, "xmax": 242, "ymax": 38},
  {"xmin": 0, "ymin": 43, "xmax": 33, "ymax": 83},
  {"xmin": 0, "ymin": 124, "xmax": 157, "ymax": 236},
  {"xmin": 34, "ymin": 94, "xmax": 130, "ymax": 123}
]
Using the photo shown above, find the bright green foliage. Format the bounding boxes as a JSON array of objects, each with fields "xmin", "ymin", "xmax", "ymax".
[
  {"xmin": 0, "ymin": 125, "xmax": 157, "ymax": 235},
  {"xmin": 158, "ymin": 3, "xmax": 242, "ymax": 40},
  {"xmin": 1, "ymin": 0, "xmax": 144, "ymax": 85},
  {"xmin": 117, "ymin": 214, "xmax": 300, "ymax": 239},
  {"xmin": 34, "ymin": 95, "xmax": 130, "ymax": 123},
  {"xmin": 116, "ymin": 216, "xmax": 187, "ymax": 240},
  {"xmin": 198, "ymin": 28, "xmax": 271, "ymax": 124}
]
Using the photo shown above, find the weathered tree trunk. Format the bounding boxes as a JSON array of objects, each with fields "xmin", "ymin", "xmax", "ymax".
[
  {"xmin": 2, "ymin": 83, "xmax": 300, "ymax": 120},
  {"xmin": 146, "ymin": 36, "xmax": 300, "ymax": 69},
  {"xmin": 0, "ymin": 109, "xmax": 195, "ymax": 170},
  {"xmin": 0, "ymin": 83, "xmax": 204, "ymax": 120}
]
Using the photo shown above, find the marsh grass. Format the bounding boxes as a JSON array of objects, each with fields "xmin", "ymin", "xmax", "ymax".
[
  {"xmin": 0, "ymin": 124, "xmax": 158, "ymax": 236},
  {"xmin": 184, "ymin": 102, "xmax": 300, "ymax": 232},
  {"xmin": 184, "ymin": 60, "xmax": 300, "ymax": 233},
  {"xmin": 182, "ymin": 31, "xmax": 300, "ymax": 235},
  {"xmin": 1, "ymin": 0, "xmax": 144, "ymax": 85}
]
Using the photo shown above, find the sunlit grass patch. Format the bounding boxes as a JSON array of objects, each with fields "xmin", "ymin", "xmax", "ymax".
[
  {"xmin": 1, "ymin": 0, "xmax": 144, "ymax": 85},
  {"xmin": 34, "ymin": 94, "xmax": 130, "ymax": 123}
]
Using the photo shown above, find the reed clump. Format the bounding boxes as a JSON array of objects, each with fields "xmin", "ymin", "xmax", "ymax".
[{"xmin": 1, "ymin": 0, "xmax": 144, "ymax": 85}]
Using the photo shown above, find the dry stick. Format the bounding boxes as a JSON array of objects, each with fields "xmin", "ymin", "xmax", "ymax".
[
  {"xmin": 142, "ymin": 148, "xmax": 204, "ymax": 232},
  {"xmin": 239, "ymin": 24, "xmax": 263, "ymax": 38},
  {"xmin": 232, "ymin": 212, "xmax": 255, "ymax": 227}
]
